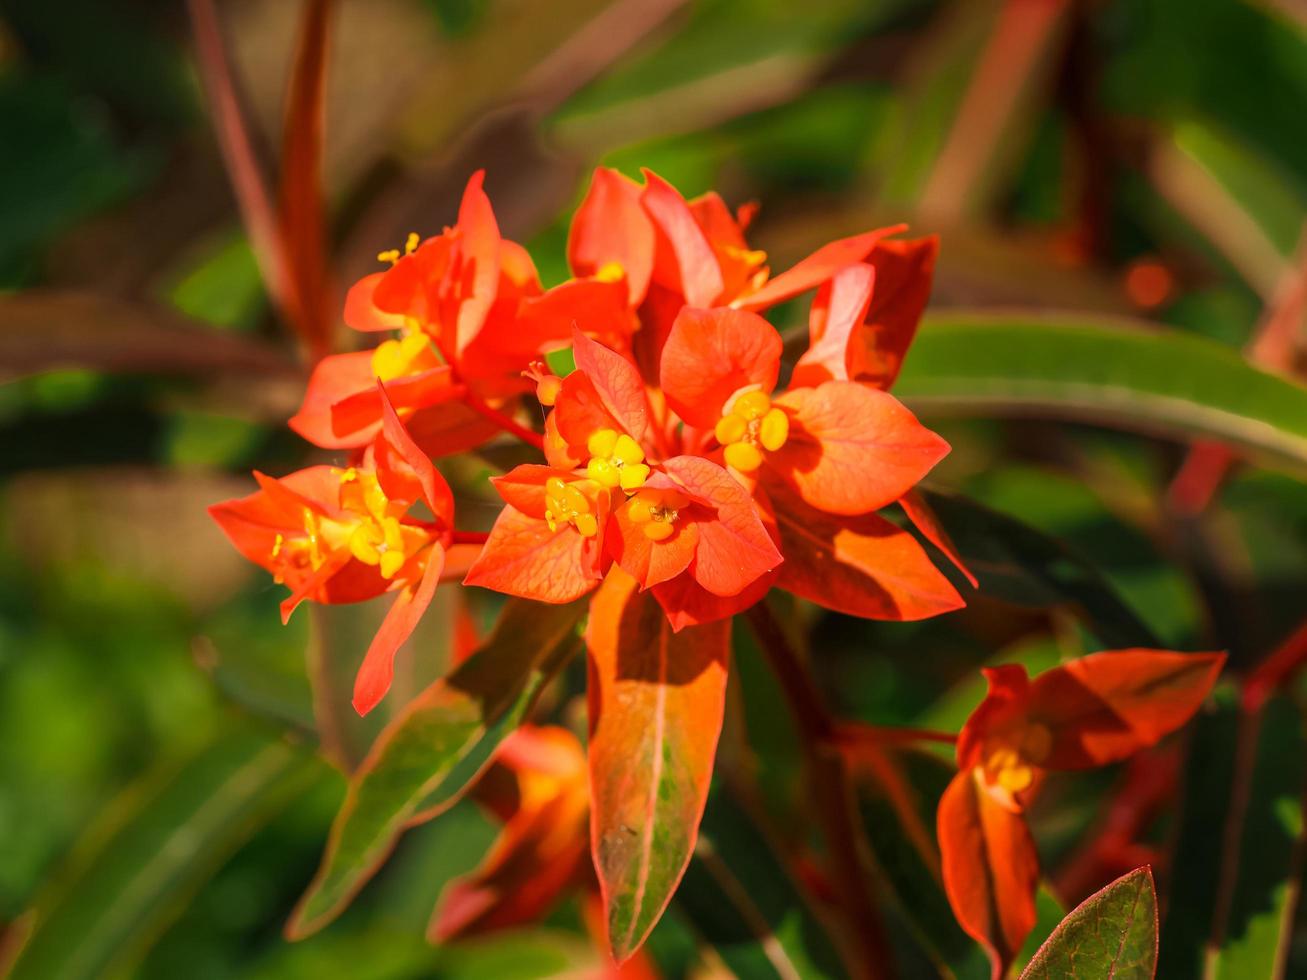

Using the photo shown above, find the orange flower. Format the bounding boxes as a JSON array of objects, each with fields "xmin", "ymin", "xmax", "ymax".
[
  {"xmin": 210, "ymin": 387, "xmax": 456, "ymax": 715},
  {"xmin": 938, "ymin": 650, "xmax": 1225, "ymax": 978}
]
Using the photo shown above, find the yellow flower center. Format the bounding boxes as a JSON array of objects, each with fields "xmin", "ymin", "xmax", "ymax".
[
  {"xmin": 626, "ymin": 488, "xmax": 689, "ymax": 542},
  {"xmin": 595, "ymin": 260, "xmax": 626, "ymax": 283},
  {"xmin": 714, "ymin": 389, "xmax": 789, "ymax": 471},
  {"xmin": 584, "ymin": 428, "xmax": 650, "ymax": 491},
  {"xmin": 980, "ymin": 722, "xmax": 1052, "ymax": 795},
  {"xmin": 545, "ymin": 477, "xmax": 599, "ymax": 537},
  {"xmin": 370, "ymin": 326, "xmax": 436, "ymax": 382}
]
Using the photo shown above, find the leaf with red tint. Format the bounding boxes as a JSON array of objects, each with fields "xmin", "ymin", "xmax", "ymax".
[
  {"xmin": 329, "ymin": 368, "xmax": 463, "ymax": 442},
  {"xmin": 431, "ymin": 726, "xmax": 590, "ymax": 941},
  {"xmin": 464, "ymin": 504, "xmax": 607, "ymax": 604},
  {"xmin": 278, "ymin": 0, "xmax": 333, "ymax": 361},
  {"xmin": 452, "ymin": 170, "xmax": 503, "ymax": 356},
  {"xmin": 641, "ymin": 169, "xmax": 724, "ymax": 308},
  {"xmin": 662, "ymin": 455, "xmax": 781, "ymax": 597},
  {"xmin": 569, "ymin": 167, "xmax": 655, "ymax": 306},
  {"xmin": 765, "ymin": 482, "xmax": 964, "ymax": 621},
  {"xmin": 660, "ymin": 307, "xmax": 782, "ymax": 427},
  {"xmin": 1020, "ymin": 867, "xmax": 1157, "ymax": 980},
  {"xmin": 938, "ymin": 768, "xmax": 1040, "ymax": 980},
  {"xmin": 772, "ymin": 381, "xmax": 950, "ymax": 516},
  {"xmin": 735, "ymin": 225, "xmax": 904, "ymax": 312},
  {"xmin": 570, "ymin": 328, "xmax": 650, "ymax": 443},
  {"xmin": 899, "ymin": 489, "xmax": 979, "ymax": 589},
  {"xmin": 352, "ymin": 545, "xmax": 445, "ymax": 716},
  {"xmin": 587, "ymin": 568, "xmax": 731, "ymax": 962},
  {"xmin": 1027, "ymin": 650, "xmax": 1226, "ymax": 770},
  {"xmin": 791, "ymin": 262, "xmax": 875, "ymax": 389}
]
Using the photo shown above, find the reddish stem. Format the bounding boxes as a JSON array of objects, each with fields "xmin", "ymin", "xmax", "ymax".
[
  {"xmin": 745, "ymin": 602, "xmax": 896, "ymax": 980},
  {"xmin": 462, "ymin": 390, "xmax": 546, "ymax": 451},
  {"xmin": 450, "ymin": 530, "xmax": 490, "ymax": 545},
  {"xmin": 1243, "ymin": 616, "xmax": 1307, "ymax": 712}
]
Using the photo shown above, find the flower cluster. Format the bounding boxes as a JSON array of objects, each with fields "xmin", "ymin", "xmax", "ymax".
[{"xmin": 211, "ymin": 167, "xmax": 964, "ymax": 714}]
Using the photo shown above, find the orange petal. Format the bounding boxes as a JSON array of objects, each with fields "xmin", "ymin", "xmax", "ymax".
[
  {"xmin": 1029, "ymin": 650, "xmax": 1226, "ymax": 770},
  {"xmin": 464, "ymin": 505, "xmax": 605, "ymax": 604},
  {"xmin": 374, "ymin": 382, "xmax": 455, "ymax": 523},
  {"xmin": 791, "ymin": 262, "xmax": 875, "ymax": 388},
  {"xmin": 289, "ymin": 350, "xmax": 382, "ymax": 449},
  {"xmin": 641, "ymin": 168, "xmax": 724, "ymax": 309},
  {"xmin": 352, "ymin": 544, "xmax": 445, "ymax": 716},
  {"xmin": 660, "ymin": 306, "xmax": 782, "ymax": 427},
  {"xmin": 568, "ymin": 167, "xmax": 655, "ymax": 307},
  {"xmin": 771, "ymin": 381, "xmax": 950, "ymax": 516},
  {"xmin": 735, "ymin": 225, "xmax": 904, "ymax": 312},
  {"xmin": 938, "ymin": 768, "xmax": 1041, "ymax": 979},
  {"xmin": 570, "ymin": 328, "xmax": 650, "ymax": 444}
]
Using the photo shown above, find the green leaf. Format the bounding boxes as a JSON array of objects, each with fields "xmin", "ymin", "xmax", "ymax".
[
  {"xmin": 8, "ymin": 728, "xmax": 321, "ymax": 980},
  {"xmin": 896, "ymin": 316, "xmax": 1307, "ymax": 474},
  {"xmin": 287, "ymin": 598, "xmax": 585, "ymax": 938},
  {"xmin": 1020, "ymin": 867, "xmax": 1158, "ymax": 980},
  {"xmin": 912, "ymin": 489, "xmax": 1160, "ymax": 648},
  {"xmin": 676, "ymin": 784, "xmax": 846, "ymax": 980},
  {"xmin": 1205, "ymin": 697, "xmax": 1306, "ymax": 978}
]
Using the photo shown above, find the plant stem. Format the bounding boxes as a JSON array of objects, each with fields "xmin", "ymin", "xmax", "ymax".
[
  {"xmin": 462, "ymin": 390, "xmax": 546, "ymax": 451},
  {"xmin": 745, "ymin": 602, "xmax": 897, "ymax": 980}
]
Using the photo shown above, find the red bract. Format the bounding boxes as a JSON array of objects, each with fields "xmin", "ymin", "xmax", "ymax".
[
  {"xmin": 291, "ymin": 171, "xmax": 630, "ymax": 456},
  {"xmin": 937, "ymin": 649, "xmax": 1225, "ymax": 978},
  {"xmin": 210, "ymin": 388, "xmax": 455, "ymax": 715}
]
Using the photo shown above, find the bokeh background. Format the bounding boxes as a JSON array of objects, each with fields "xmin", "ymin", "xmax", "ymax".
[{"xmin": 3, "ymin": 0, "xmax": 1307, "ymax": 977}]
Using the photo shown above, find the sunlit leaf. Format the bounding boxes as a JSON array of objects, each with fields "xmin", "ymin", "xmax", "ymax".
[
  {"xmin": 897, "ymin": 315, "xmax": 1307, "ymax": 474},
  {"xmin": 8, "ymin": 729, "xmax": 323, "ymax": 980},
  {"xmin": 1020, "ymin": 867, "xmax": 1157, "ymax": 980},
  {"xmin": 287, "ymin": 598, "xmax": 585, "ymax": 937},
  {"xmin": 587, "ymin": 568, "xmax": 730, "ymax": 963}
]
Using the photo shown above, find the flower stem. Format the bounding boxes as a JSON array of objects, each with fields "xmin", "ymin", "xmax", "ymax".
[
  {"xmin": 462, "ymin": 390, "xmax": 546, "ymax": 451},
  {"xmin": 744, "ymin": 601, "xmax": 897, "ymax": 980}
]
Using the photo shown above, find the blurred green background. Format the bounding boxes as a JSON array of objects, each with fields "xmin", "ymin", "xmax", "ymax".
[{"xmin": 2, "ymin": 0, "xmax": 1307, "ymax": 977}]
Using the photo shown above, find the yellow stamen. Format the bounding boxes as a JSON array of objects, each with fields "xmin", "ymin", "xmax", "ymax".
[
  {"xmin": 596, "ymin": 261, "xmax": 626, "ymax": 283},
  {"xmin": 545, "ymin": 476, "xmax": 599, "ymax": 537},
  {"xmin": 627, "ymin": 488, "xmax": 689, "ymax": 541},
  {"xmin": 584, "ymin": 428, "xmax": 649, "ymax": 491},
  {"xmin": 716, "ymin": 388, "xmax": 789, "ymax": 470}
]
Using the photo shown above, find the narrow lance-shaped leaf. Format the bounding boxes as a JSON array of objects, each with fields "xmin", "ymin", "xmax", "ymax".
[
  {"xmin": 9, "ymin": 730, "xmax": 322, "ymax": 980},
  {"xmin": 587, "ymin": 568, "xmax": 731, "ymax": 963},
  {"xmin": 288, "ymin": 597, "xmax": 585, "ymax": 938},
  {"xmin": 1020, "ymin": 867, "xmax": 1158, "ymax": 980},
  {"xmin": 675, "ymin": 782, "xmax": 846, "ymax": 980},
  {"xmin": 895, "ymin": 316, "xmax": 1307, "ymax": 474}
]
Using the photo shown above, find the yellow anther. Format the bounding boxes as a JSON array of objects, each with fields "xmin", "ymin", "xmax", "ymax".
[
  {"xmin": 271, "ymin": 533, "xmax": 285, "ymax": 559},
  {"xmin": 377, "ymin": 248, "xmax": 401, "ymax": 265},
  {"xmin": 380, "ymin": 550, "xmax": 405, "ymax": 579},
  {"xmin": 717, "ymin": 388, "xmax": 788, "ymax": 469},
  {"xmin": 724, "ymin": 441, "xmax": 763, "ymax": 471},
  {"xmin": 627, "ymin": 489, "xmax": 688, "ymax": 541},
  {"xmin": 596, "ymin": 261, "xmax": 626, "ymax": 283},
  {"xmin": 997, "ymin": 764, "xmax": 1034, "ymax": 793},
  {"xmin": 545, "ymin": 477, "xmax": 599, "ymax": 537},
  {"xmin": 584, "ymin": 428, "xmax": 648, "ymax": 491},
  {"xmin": 405, "ymin": 231, "xmax": 420, "ymax": 254},
  {"xmin": 714, "ymin": 414, "xmax": 748, "ymax": 445},
  {"xmin": 588, "ymin": 428, "xmax": 618, "ymax": 458},
  {"xmin": 371, "ymin": 330, "xmax": 432, "ymax": 382},
  {"xmin": 733, "ymin": 389, "xmax": 773, "ymax": 421},
  {"xmin": 758, "ymin": 408, "xmax": 789, "ymax": 451},
  {"xmin": 982, "ymin": 729, "xmax": 1045, "ymax": 798}
]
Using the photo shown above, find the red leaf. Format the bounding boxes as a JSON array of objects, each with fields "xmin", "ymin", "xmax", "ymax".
[
  {"xmin": 938, "ymin": 768, "xmax": 1040, "ymax": 980},
  {"xmin": 641, "ymin": 169, "xmax": 724, "ymax": 308},
  {"xmin": 853, "ymin": 236, "xmax": 939, "ymax": 389},
  {"xmin": 569, "ymin": 167, "xmax": 656, "ymax": 307},
  {"xmin": 766, "ymin": 483, "xmax": 964, "ymax": 621},
  {"xmin": 1028, "ymin": 650, "xmax": 1226, "ymax": 770},
  {"xmin": 352, "ymin": 545, "xmax": 445, "ymax": 716},
  {"xmin": 278, "ymin": 0, "xmax": 333, "ymax": 361},
  {"xmin": 771, "ymin": 381, "xmax": 950, "ymax": 516},
  {"xmin": 660, "ymin": 307, "xmax": 782, "ymax": 427},
  {"xmin": 587, "ymin": 568, "xmax": 731, "ymax": 961}
]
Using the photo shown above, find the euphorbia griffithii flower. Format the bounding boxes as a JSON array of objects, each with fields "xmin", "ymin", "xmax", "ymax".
[
  {"xmin": 291, "ymin": 171, "xmax": 630, "ymax": 457},
  {"xmin": 210, "ymin": 388, "xmax": 455, "ymax": 715},
  {"xmin": 937, "ymin": 649, "xmax": 1225, "ymax": 978}
]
